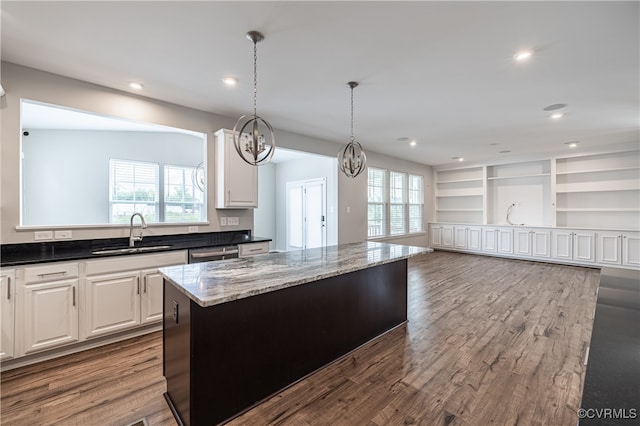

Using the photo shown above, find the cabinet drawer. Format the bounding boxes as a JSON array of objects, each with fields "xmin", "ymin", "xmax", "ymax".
[
  {"xmin": 24, "ymin": 262, "xmax": 79, "ymax": 283},
  {"xmin": 85, "ymin": 250, "xmax": 187, "ymax": 276},
  {"xmin": 239, "ymin": 242, "xmax": 270, "ymax": 257}
]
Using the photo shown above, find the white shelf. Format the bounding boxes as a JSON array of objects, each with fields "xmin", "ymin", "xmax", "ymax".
[
  {"xmin": 437, "ymin": 178, "xmax": 483, "ymax": 184},
  {"xmin": 436, "ymin": 209, "xmax": 483, "ymax": 212},
  {"xmin": 487, "ymin": 173, "xmax": 550, "ymax": 181},
  {"xmin": 556, "ymin": 208, "xmax": 640, "ymax": 212},
  {"xmin": 436, "ymin": 189, "xmax": 483, "ymax": 197},
  {"xmin": 556, "ymin": 166, "xmax": 640, "ymax": 175},
  {"xmin": 556, "ymin": 186, "xmax": 640, "ymax": 194}
]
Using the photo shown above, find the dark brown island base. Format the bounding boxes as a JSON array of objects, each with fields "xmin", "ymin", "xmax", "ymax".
[{"xmin": 160, "ymin": 242, "xmax": 431, "ymax": 426}]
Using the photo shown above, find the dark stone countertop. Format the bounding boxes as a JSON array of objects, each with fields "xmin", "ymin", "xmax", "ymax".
[{"xmin": 0, "ymin": 230, "xmax": 271, "ymax": 267}]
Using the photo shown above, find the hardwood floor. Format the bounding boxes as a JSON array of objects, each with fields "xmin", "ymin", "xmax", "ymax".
[{"xmin": 1, "ymin": 252, "xmax": 600, "ymax": 425}]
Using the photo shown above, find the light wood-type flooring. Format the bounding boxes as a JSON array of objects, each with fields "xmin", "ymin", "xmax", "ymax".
[{"xmin": 1, "ymin": 251, "xmax": 601, "ymax": 425}]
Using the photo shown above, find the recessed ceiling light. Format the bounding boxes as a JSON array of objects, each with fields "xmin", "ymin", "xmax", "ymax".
[
  {"xmin": 222, "ymin": 76, "xmax": 238, "ymax": 87},
  {"xmin": 550, "ymin": 112, "xmax": 564, "ymax": 120},
  {"xmin": 128, "ymin": 82, "xmax": 144, "ymax": 90},
  {"xmin": 564, "ymin": 141, "xmax": 580, "ymax": 148},
  {"xmin": 409, "ymin": 140, "xmax": 417, "ymax": 147},
  {"xmin": 396, "ymin": 137, "xmax": 410, "ymax": 142},
  {"xmin": 499, "ymin": 150, "xmax": 511, "ymax": 154},
  {"xmin": 451, "ymin": 156, "xmax": 464, "ymax": 162},
  {"xmin": 489, "ymin": 142, "xmax": 500, "ymax": 146},
  {"xmin": 543, "ymin": 103, "xmax": 567, "ymax": 111},
  {"xmin": 514, "ymin": 50, "xmax": 533, "ymax": 62}
]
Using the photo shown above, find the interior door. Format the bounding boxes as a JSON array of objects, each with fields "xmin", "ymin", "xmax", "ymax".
[{"xmin": 287, "ymin": 179, "xmax": 326, "ymax": 250}]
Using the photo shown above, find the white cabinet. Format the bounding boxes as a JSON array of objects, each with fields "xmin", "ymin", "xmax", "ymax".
[
  {"xmin": 497, "ymin": 228, "xmax": 514, "ymax": 254},
  {"xmin": 215, "ymin": 128, "xmax": 258, "ymax": 208},
  {"xmin": 454, "ymin": 226, "xmax": 481, "ymax": 251},
  {"xmin": 598, "ymin": 231, "xmax": 640, "ymax": 267},
  {"xmin": 552, "ymin": 230, "xmax": 595, "ymax": 263},
  {"xmin": 21, "ymin": 262, "xmax": 79, "ymax": 354},
  {"xmin": 430, "ymin": 224, "xmax": 454, "ymax": 248},
  {"xmin": 239, "ymin": 241, "xmax": 270, "ymax": 257},
  {"xmin": 83, "ymin": 251, "xmax": 186, "ymax": 339},
  {"xmin": 1, "ymin": 270, "xmax": 15, "ymax": 360},
  {"xmin": 514, "ymin": 229, "xmax": 551, "ymax": 258},
  {"xmin": 140, "ymin": 268, "xmax": 164, "ymax": 324},
  {"xmin": 482, "ymin": 228, "xmax": 498, "ymax": 252}
]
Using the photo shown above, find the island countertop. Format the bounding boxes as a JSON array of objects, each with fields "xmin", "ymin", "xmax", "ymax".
[{"xmin": 159, "ymin": 241, "xmax": 432, "ymax": 307}]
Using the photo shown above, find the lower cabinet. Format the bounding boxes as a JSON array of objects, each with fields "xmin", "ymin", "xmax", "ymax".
[
  {"xmin": 514, "ymin": 229, "xmax": 551, "ymax": 258},
  {"xmin": 430, "ymin": 224, "xmax": 454, "ymax": 248},
  {"xmin": 239, "ymin": 241, "xmax": 270, "ymax": 257},
  {"xmin": 496, "ymin": 228, "xmax": 514, "ymax": 254},
  {"xmin": 454, "ymin": 226, "xmax": 481, "ymax": 251},
  {"xmin": 83, "ymin": 251, "xmax": 187, "ymax": 340},
  {"xmin": 551, "ymin": 230, "xmax": 596, "ymax": 263},
  {"xmin": 598, "ymin": 231, "xmax": 640, "ymax": 267},
  {"xmin": 1, "ymin": 270, "xmax": 16, "ymax": 360}
]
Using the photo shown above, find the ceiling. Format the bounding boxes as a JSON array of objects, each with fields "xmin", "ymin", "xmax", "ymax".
[{"xmin": 1, "ymin": 1, "xmax": 638, "ymax": 167}]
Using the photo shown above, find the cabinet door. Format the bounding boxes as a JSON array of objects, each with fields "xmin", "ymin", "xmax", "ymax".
[
  {"xmin": 467, "ymin": 227, "xmax": 482, "ymax": 251},
  {"xmin": 622, "ymin": 233, "xmax": 640, "ymax": 266},
  {"xmin": 84, "ymin": 272, "xmax": 140, "ymax": 339},
  {"xmin": 23, "ymin": 279, "xmax": 78, "ymax": 354},
  {"xmin": 552, "ymin": 231, "xmax": 573, "ymax": 260},
  {"xmin": 454, "ymin": 227, "xmax": 468, "ymax": 249},
  {"xmin": 482, "ymin": 228, "xmax": 497, "ymax": 252},
  {"xmin": 217, "ymin": 130, "xmax": 258, "ymax": 208},
  {"xmin": 514, "ymin": 229, "xmax": 532, "ymax": 256},
  {"xmin": 497, "ymin": 229, "xmax": 514, "ymax": 254},
  {"xmin": 441, "ymin": 226, "xmax": 454, "ymax": 248},
  {"xmin": 531, "ymin": 231, "xmax": 551, "ymax": 258},
  {"xmin": 430, "ymin": 226, "xmax": 442, "ymax": 247},
  {"xmin": 141, "ymin": 269, "xmax": 164, "ymax": 324},
  {"xmin": 1, "ymin": 271, "xmax": 15, "ymax": 360},
  {"xmin": 574, "ymin": 232, "xmax": 596, "ymax": 263},
  {"xmin": 598, "ymin": 232, "xmax": 622, "ymax": 265}
]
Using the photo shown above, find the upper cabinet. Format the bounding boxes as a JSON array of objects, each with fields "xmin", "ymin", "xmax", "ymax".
[{"xmin": 214, "ymin": 129, "xmax": 258, "ymax": 209}]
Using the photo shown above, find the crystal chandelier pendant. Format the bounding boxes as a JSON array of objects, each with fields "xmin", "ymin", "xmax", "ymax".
[
  {"xmin": 233, "ymin": 31, "xmax": 275, "ymax": 166},
  {"xmin": 338, "ymin": 81, "xmax": 367, "ymax": 178}
]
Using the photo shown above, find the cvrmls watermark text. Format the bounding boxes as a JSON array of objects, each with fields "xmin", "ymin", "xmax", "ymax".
[{"xmin": 578, "ymin": 408, "xmax": 637, "ymax": 420}]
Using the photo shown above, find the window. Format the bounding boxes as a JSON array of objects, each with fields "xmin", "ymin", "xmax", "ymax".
[
  {"xmin": 367, "ymin": 168, "xmax": 424, "ymax": 238},
  {"xmin": 110, "ymin": 160, "xmax": 206, "ymax": 224},
  {"xmin": 164, "ymin": 164, "xmax": 205, "ymax": 223},
  {"xmin": 110, "ymin": 159, "xmax": 159, "ymax": 223},
  {"xmin": 367, "ymin": 168, "xmax": 386, "ymax": 237}
]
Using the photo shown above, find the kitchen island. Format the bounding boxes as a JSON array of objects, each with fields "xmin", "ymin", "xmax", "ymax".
[{"xmin": 160, "ymin": 241, "xmax": 430, "ymax": 426}]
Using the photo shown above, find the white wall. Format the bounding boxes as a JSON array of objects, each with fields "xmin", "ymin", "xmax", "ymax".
[
  {"xmin": 1, "ymin": 62, "xmax": 433, "ymax": 246},
  {"xmin": 274, "ymin": 156, "xmax": 338, "ymax": 251},
  {"xmin": 254, "ymin": 163, "xmax": 276, "ymax": 247},
  {"xmin": 22, "ymin": 129, "xmax": 203, "ymax": 225}
]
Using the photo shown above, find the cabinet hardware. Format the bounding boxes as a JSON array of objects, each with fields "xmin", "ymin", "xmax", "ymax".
[
  {"xmin": 137, "ymin": 277, "xmax": 140, "ymax": 295},
  {"xmin": 249, "ymin": 248, "xmax": 263, "ymax": 252},
  {"xmin": 7, "ymin": 277, "xmax": 10, "ymax": 300},
  {"xmin": 143, "ymin": 275, "xmax": 147, "ymax": 294},
  {"xmin": 72, "ymin": 287, "xmax": 76, "ymax": 307},
  {"xmin": 37, "ymin": 271, "xmax": 67, "ymax": 278}
]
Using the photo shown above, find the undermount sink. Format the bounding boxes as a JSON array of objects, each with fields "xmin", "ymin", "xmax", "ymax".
[{"xmin": 92, "ymin": 245, "xmax": 172, "ymax": 255}]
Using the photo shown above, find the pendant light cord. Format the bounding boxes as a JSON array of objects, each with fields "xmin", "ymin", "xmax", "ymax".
[
  {"xmin": 253, "ymin": 40, "xmax": 258, "ymax": 117},
  {"xmin": 350, "ymin": 85, "xmax": 355, "ymax": 142}
]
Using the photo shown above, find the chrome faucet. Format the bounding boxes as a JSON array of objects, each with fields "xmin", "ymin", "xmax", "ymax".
[{"xmin": 129, "ymin": 213, "xmax": 147, "ymax": 247}]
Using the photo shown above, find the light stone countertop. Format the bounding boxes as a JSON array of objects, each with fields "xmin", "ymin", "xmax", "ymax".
[{"xmin": 160, "ymin": 241, "xmax": 432, "ymax": 307}]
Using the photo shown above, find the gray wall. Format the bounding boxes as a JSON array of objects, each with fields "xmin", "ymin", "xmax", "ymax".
[
  {"xmin": 254, "ymin": 163, "xmax": 276, "ymax": 247},
  {"xmin": 22, "ymin": 129, "xmax": 203, "ymax": 225},
  {"xmin": 1, "ymin": 62, "xmax": 433, "ymax": 245}
]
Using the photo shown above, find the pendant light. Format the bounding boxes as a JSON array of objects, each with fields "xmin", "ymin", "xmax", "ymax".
[
  {"xmin": 233, "ymin": 30, "xmax": 275, "ymax": 166},
  {"xmin": 338, "ymin": 81, "xmax": 367, "ymax": 178}
]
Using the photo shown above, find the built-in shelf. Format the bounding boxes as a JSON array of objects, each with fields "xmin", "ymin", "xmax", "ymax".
[
  {"xmin": 555, "ymin": 166, "xmax": 640, "ymax": 175},
  {"xmin": 487, "ymin": 173, "xmax": 550, "ymax": 181},
  {"xmin": 556, "ymin": 208, "xmax": 640, "ymax": 212},
  {"xmin": 436, "ymin": 209, "xmax": 483, "ymax": 212},
  {"xmin": 556, "ymin": 186, "xmax": 640, "ymax": 194},
  {"xmin": 437, "ymin": 178, "xmax": 484, "ymax": 184}
]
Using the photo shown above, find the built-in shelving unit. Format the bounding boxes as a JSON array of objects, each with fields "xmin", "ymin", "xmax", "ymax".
[
  {"xmin": 435, "ymin": 167, "xmax": 483, "ymax": 224},
  {"xmin": 555, "ymin": 151, "xmax": 639, "ymax": 229},
  {"xmin": 433, "ymin": 150, "xmax": 639, "ymax": 231}
]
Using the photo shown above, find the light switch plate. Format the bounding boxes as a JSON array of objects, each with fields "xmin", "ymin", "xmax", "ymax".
[
  {"xmin": 188, "ymin": 226, "xmax": 199, "ymax": 233},
  {"xmin": 220, "ymin": 217, "xmax": 227, "ymax": 226}
]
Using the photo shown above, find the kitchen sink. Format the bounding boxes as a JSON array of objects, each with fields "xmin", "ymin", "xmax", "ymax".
[{"xmin": 92, "ymin": 245, "xmax": 173, "ymax": 255}]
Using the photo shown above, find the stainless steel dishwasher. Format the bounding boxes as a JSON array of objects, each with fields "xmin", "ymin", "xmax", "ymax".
[{"xmin": 188, "ymin": 245, "xmax": 239, "ymax": 263}]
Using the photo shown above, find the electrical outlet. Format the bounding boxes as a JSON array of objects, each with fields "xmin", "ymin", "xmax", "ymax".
[
  {"xmin": 34, "ymin": 231, "xmax": 53, "ymax": 241},
  {"xmin": 54, "ymin": 230, "xmax": 73, "ymax": 239},
  {"xmin": 228, "ymin": 217, "xmax": 239, "ymax": 226},
  {"xmin": 188, "ymin": 226, "xmax": 199, "ymax": 233},
  {"xmin": 220, "ymin": 217, "xmax": 227, "ymax": 226}
]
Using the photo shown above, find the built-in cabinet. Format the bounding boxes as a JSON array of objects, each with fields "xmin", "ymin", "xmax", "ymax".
[
  {"xmin": 3, "ymin": 250, "xmax": 187, "ymax": 368},
  {"xmin": 430, "ymin": 223, "xmax": 639, "ymax": 269},
  {"xmin": 435, "ymin": 167, "xmax": 484, "ymax": 224},
  {"xmin": 214, "ymin": 129, "xmax": 259, "ymax": 209},
  {"xmin": 21, "ymin": 262, "xmax": 80, "ymax": 354},
  {"xmin": 238, "ymin": 241, "xmax": 270, "ymax": 257},
  {"xmin": 1, "ymin": 270, "xmax": 15, "ymax": 360},
  {"xmin": 83, "ymin": 251, "xmax": 186, "ymax": 339}
]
